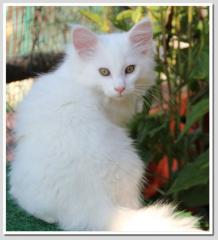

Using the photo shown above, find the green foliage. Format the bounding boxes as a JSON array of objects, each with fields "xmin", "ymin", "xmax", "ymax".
[
  {"xmin": 79, "ymin": 8, "xmax": 111, "ymax": 32},
  {"xmin": 177, "ymin": 98, "xmax": 209, "ymax": 141},
  {"xmin": 179, "ymin": 184, "xmax": 209, "ymax": 208},
  {"xmin": 116, "ymin": 6, "xmax": 145, "ymax": 24},
  {"xmin": 128, "ymin": 112, "xmax": 171, "ymax": 164},
  {"xmin": 168, "ymin": 150, "xmax": 209, "ymax": 194},
  {"xmin": 189, "ymin": 48, "xmax": 209, "ymax": 81}
]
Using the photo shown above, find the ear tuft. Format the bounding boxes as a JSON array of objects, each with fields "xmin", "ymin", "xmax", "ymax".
[
  {"xmin": 72, "ymin": 25, "xmax": 98, "ymax": 58},
  {"xmin": 128, "ymin": 18, "xmax": 153, "ymax": 54}
]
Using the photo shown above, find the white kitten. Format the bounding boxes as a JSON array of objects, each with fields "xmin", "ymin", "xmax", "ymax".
[{"xmin": 9, "ymin": 18, "xmax": 202, "ymax": 232}]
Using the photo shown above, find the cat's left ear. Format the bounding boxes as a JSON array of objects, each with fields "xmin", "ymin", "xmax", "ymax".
[
  {"xmin": 72, "ymin": 25, "xmax": 98, "ymax": 58},
  {"xmin": 128, "ymin": 18, "xmax": 153, "ymax": 54}
]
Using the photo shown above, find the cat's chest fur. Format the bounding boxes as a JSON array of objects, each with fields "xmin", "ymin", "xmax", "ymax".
[{"xmin": 99, "ymin": 94, "xmax": 142, "ymax": 127}]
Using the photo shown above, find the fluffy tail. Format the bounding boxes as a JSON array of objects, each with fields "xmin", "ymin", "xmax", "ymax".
[{"xmin": 107, "ymin": 203, "xmax": 203, "ymax": 232}]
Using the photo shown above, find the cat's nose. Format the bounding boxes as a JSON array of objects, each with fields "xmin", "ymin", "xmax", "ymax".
[{"xmin": 114, "ymin": 86, "xmax": 125, "ymax": 94}]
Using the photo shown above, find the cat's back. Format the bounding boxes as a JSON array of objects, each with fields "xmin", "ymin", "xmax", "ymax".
[
  {"xmin": 10, "ymin": 69, "xmax": 98, "ymax": 199},
  {"xmin": 15, "ymin": 68, "xmax": 96, "ymax": 137}
]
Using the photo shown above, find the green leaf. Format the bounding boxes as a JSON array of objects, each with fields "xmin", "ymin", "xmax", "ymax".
[
  {"xmin": 79, "ymin": 9, "xmax": 110, "ymax": 32},
  {"xmin": 131, "ymin": 7, "xmax": 143, "ymax": 23},
  {"xmin": 147, "ymin": 7, "xmax": 160, "ymax": 20},
  {"xmin": 137, "ymin": 121, "xmax": 148, "ymax": 144},
  {"xmin": 79, "ymin": 9, "xmax": 101, "ymax": 26},
  {"xmin": 148, "ymin": 122, "xmax": 166, "ymax": 137},
  {"xmin": 179, "ymin": 184, "xmax": 209, "ymax": 207},
  {"xmin": 189, "ymin": 49, "xmax": 209, "ymax": 81},
  {"xmin": 116, "ymin": 10, "xmax": 133, "ymax": 22},
  {"xmin": 177, "ymin": 98, "xmax": 209, "ymax": 141},
  {"xmin": 167, "ymin": 150, "xmax": 209, "ymax": 194},
  {"xmin": 175, "ymin": 210, "xmax": 193, "ymax": 218}
]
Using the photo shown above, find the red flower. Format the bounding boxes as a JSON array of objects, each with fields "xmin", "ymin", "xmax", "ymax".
[{"xmin": 144, "ymin": 156, "xmax": 178, "ymax": 199}]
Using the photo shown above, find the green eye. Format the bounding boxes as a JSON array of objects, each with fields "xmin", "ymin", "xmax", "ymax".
[
  {"xmin": 125, "ymin": 65, "xmax": 135, "ymax": 74},
  {"xmin": 99, "ymin": 68, "xmax": 110, "ymax": 76}
]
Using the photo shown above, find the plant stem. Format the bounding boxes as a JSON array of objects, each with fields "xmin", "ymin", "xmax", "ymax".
[
  {"xmin": 175, "ymin": 7, "xmax": 182, "ymax": 139},
  {"xmin": 156, "ymin": 36, "xmax": 165, "ymax": 114},
  {"xmin": 187, "ymin": 6, "xmax": 193, "ymax": 74},
  {"xmin": 160, "ymin": 8, "xmax": 172, "ymax": 102},
  {"xmin": 182, "ymin": 6, "xmax": 193, "ymax": 164},
  {"xmin": 161, "ymin": 7, "xmax": 174, "ymax": 180},
  {"xmin": 187, "ymin": 6, "xmax": 193, "ymax": 105}
]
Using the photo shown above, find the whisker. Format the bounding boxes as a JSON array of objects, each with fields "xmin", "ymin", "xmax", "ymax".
[
  {"xmin": 133, "ymin": 92, "xmax": 143, "ymax": 97},
  {"xmin": 133, "ymin": 84, "xmax": 170, "ymax": 111},
  {"xmin": 146, "ymin": 91, "xmax": 161, "ymax": 101},
  {"xmin": 134, "ymin": 87, "xmax": 146, "ymax": 91},
  {"xmin": 135, "ymin": 85, "xmax": 152, "ymax": 90},
  {"xmin": 135, "ymin": 86, "xmax": 147, "ymax": 90},
  {"xmin": 135, "ymin": 85, "xmax": 151, "ymax": 88},
  {"xmin": 135, "ymin": 84, "xmax": 151, "ymax": 89},
  {"xmin": 134, "ymin": 89, "xmax": 146, "ymax": 94},
  {"xmin": 133, "ymin": 93, "xmax": 153, "ymax": 110}
]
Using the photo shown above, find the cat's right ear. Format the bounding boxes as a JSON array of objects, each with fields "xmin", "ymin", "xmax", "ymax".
[
  {"xmin": 72, "ymin": 25, "xmax": 98, "ymax": 58},
  {"xmin": 128, "ymin": 18, "xmax": 153, "ymax": 54}
]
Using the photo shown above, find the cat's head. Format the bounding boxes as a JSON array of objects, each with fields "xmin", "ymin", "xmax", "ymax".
[{"xmin": 70, "ymin": 18, "xmax": 155, "ymax": 99}]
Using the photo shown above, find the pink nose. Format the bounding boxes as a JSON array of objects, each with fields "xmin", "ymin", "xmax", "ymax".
[{"xmin": 114, "ymin": 86, "xmax": 125, "ymax": 94}]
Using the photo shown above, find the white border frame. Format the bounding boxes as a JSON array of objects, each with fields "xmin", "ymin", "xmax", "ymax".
[{"xmin": 2, "ymin": 2, "xmax": 214, "ymax": 236}]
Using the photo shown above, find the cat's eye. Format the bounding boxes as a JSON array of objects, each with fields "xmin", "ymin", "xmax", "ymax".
[
  {"xmin": 125, "ymin": 65, "xmax": 135, "ymax": 74},
  {"xmin": 99, "ymin": 68, "xmax": 111, "ymax": 76}
]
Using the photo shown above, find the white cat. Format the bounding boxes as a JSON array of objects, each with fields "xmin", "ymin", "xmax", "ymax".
[{"xmin": 9, "ymin": 18, "xmax": 203, "ymax": 232}]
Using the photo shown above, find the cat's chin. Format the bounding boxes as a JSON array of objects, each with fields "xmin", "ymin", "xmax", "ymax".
[
  {"xmin": 107, "ymin": 92, "xmax": 133, "ymax": 101},
  {"xmin": 110, "ymin": 95, "xmax": 128, "ymax": 101}
]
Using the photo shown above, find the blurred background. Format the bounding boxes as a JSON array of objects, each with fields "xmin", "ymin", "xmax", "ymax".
[{"xmin": 6, "ymin": 6, "xmax": 209, "ymax": 231}]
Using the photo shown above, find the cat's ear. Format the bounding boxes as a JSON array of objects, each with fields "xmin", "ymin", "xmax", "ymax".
[
  {"xmin": 72, "ymin": 25, "xmax": 98, "ymax": 58},
  {"xmin": 128, "ymin": 18, "xmax": 153, "ymax": 54}
]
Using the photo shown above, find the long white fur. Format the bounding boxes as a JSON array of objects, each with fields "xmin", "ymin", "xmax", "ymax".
[{"xmin": 9, "ymin": 18, "xmax": 203, "ymax": 232}]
